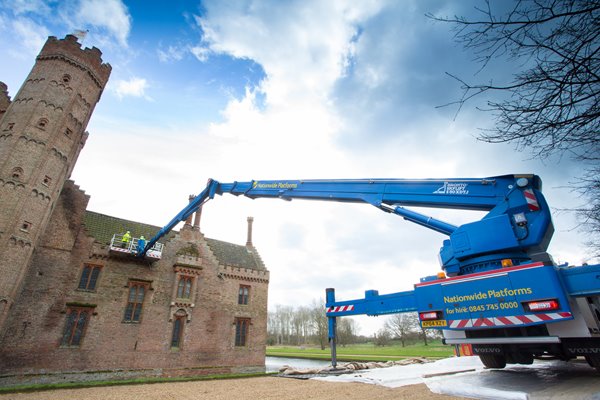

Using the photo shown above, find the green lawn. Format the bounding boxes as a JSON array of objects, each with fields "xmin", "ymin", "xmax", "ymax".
[{"xmin": 267, "ymin": 340, "xmax": 454, "ymax": 362}]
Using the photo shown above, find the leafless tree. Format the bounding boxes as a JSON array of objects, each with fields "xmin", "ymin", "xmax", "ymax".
[
  {"xmin": 267, "ymin": 301, "xmax": 360, "ymax": 347},
  {"xmin": 373, "ymin": 327, "xmax": 392, "ymax": 347},
  {"xmin": 430, "ymin": 0, "xmax": 600, "ymax": 257},
  {"xmin": 291, "ymin": 306, "xmax": 311, "ymax": 345},
  {"xmin": 337, "ymin": 317, "xmax": 358, "ymax": 347},
  {"xmin": 309, "ymin": 299, "xmax": 329, "ymax": 350},
  {"xmin": 385, "ymin": 312, "xmax": 420, "ymax": 347}
]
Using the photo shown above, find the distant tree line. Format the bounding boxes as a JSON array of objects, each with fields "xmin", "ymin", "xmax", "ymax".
[
  {"xmin": 373, "ymin": 312, "xmax": 442, "ymax": 347},
  {"xmin": 268, "ymin": 303, "xmax": 441, "ymax": 348},
  {"xmin": 267, "ymin": 300, "xmax": 363, "ymax": 349}
]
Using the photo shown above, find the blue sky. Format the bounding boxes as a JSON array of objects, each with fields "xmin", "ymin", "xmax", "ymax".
[{"xmin": 0, "ymin": 0, "xmax": 595, "ymax": 335}]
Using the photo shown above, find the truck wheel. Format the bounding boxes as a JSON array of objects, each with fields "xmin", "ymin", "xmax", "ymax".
[
  {"xmin": 585, "ymin": 355, "xmax": 600, "ymax": 371},
  {"xmin": 508, "ymin": 352, "xmax": 533, "ymax": 365},
  {"xmin": 479, "ymin": 354, "xmax": 506, "ymax": 369}
]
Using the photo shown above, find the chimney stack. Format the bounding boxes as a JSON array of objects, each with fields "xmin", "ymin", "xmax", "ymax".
[
  {"xmin": 246, "ymin": 216, "xmax": 254, "ymax": 247},
  {"xmin": 193, "ymin": 205, "xmax": 202, "ymax": 231},
  {"xmin": 184, "ymin": 195, "xmax": 195, "ymax": 227}
]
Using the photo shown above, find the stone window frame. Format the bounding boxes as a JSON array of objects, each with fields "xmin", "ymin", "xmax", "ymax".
[
  {"xmin": 234, "ymin": 317, "xmax": 251, "ymax": 347},
  {"xmin": 171, "ymin": 266, "xmax": 201, "ymax": 305},
  {"xmin": 171, "ymin": 309, "xmax": 187, "ymax": 349},
  {"xmin": 123, "ymin": 280, "xmax": 150, "ymax": 323},
  {"xmin": 37, "ymin": 118, "xmax": 49, "ymax": 129},
  {"xmin": 11, "ymin": 167, "xmax": 23, "ymax": 180},
  {"xmin": 176, "ymin": 275, "xmax": 193, "ymax": 299},
  {"xmin": 42, "ymin": 175, "xmax": 52, "ymax": 187},
  {"xmin": 238, "ymin": 284, "xmax": 250, "ymax": 305},
  {"xmin": 77, "ymin": 263, "xmax": 102, "ymax": 291},
  {"xmin": 60, "ymin": 305, "xmax": 94, "ymax": 347},
  {"xmin": 62, "ymin": 74, "xmax": 71, "ymax": 84},
  {"xmin": 20, "ymin": 221, "xmax": 31, "ymax": 233}
]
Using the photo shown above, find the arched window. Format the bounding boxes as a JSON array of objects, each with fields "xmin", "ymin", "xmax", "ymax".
[
  {"xmin": 62, "ymin": 74, "xmax": 71, "ymax": 84},
  {"xmin": 238, "ymin": 285, "xmax": 250, "ymax": 305},
  {"xmin": 61, "ymin": 306, "xmax": 94, "ymax": 347},
  {"xmin": 235, "ymin": 318, "xmax": 250, "ymax": 346},
  {"xmin": 21, "ymin": 221, "xmax": 31, "ymax": 232},
  {"xmin": 171, "ymin": 309, "xmax": 187, "ymax": 349},
  {"xmin": 11, "ymin": 167, "xmax": 23, "ymax": 180},
  {"xmin": 37, "ymin": 118, "xmax": 48, "ymax": 129},
  {"xmin": 123, "ymin": 281, "xmax": 148, "ymax": 323},
  {"xmin": 176, "ymin": 276, "xmax": 193, "ymax": 299}
]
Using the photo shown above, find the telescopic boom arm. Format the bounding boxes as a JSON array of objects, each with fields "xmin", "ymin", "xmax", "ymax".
[{"xmin": 144, "ymin": 174, "xmax": 552, "ymax": 276}]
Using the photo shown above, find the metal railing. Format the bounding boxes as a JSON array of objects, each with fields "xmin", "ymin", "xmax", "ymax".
[{"xmin": 110, "ymin": 234, "xmax": 164, "ymax": 259}]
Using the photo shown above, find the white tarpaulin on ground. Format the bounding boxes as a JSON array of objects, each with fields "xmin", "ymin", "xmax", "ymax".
[{"xmin": 313, "ymin": 357, "xmax": 600, "ymax": 399}]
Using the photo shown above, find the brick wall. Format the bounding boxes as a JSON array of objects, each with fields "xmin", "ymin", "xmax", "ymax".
[
  {"xmin": 0, "ymin": 36, "xmax": 269, "ymax": 386},
  {"xmin": 0, "ymin": 182, "xmax": 269, "ymax": 385}
]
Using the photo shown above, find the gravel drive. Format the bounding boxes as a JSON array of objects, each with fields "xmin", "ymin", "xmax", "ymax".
[{"xmin": 0, "ymin": 376, "xmax": 461, "ymax": 400}]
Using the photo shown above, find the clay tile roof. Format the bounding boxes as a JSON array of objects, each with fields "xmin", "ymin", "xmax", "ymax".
[
  {"xmin": 83, "ymin": 211, "xmax": 170, "ymax": 245},
  {"xmin": 206, "ymin": 238, "xmax": 265, "ymax": 270},
  {"xmin": 83, "ymin": 211, "xmax": 264, "ymax": 270}
]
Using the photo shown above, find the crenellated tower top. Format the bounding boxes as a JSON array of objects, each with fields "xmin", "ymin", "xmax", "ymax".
[{"xmin": 37, "ymin": 35, "xmax": 111, "ymax": 90}]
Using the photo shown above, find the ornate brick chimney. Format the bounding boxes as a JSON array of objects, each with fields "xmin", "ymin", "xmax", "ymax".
[
  {"xmin": 193, "ymin": 205, "xmax": 202, "ymax": 231},
  {"xmin": 184, "ymin": 195, "xmax": 195, "ymax": 227},
  {"xmin": 246, "ymin": 216, "xmax": 254, "ymax": 247}
]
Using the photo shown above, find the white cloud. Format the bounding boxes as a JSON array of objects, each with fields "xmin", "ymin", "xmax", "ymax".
[
  {"xmin": 6, "ymin": 0, "xmax": 52, "ymax": 15},
  {"xmin": 61, "ymin": 0, "xmax": 131, "ymax": 48},
  {"xmin": 10, "ymin": 17, "xmax": 50, "ymax": 58},
  {"xmin": 2, "ymin": 0, "xmax": 132, "ymax": 49},
  {"xmin": 195, "ymin": 1, "xmax": 383, "ymax": 105},
  {"xmin": 190, "ymin": 45, "xmax": 211, "ymax": 62},
  {"xmin": 113, "ymin": 77, "xmax": 149, "ymax": 99},
  {"xmin": 157, "ymin": 44, "xmax": 186, "ymax": 63}
]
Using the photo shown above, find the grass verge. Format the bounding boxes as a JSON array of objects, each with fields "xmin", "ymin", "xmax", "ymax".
[{"xmin": 267, "ymin": 340, "xmax": 454, "ymax": 362}]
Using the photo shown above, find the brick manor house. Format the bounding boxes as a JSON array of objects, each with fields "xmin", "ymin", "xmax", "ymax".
[{"xmin": 0, "ymin": 35, "xmax": 269, "ymax": 385}]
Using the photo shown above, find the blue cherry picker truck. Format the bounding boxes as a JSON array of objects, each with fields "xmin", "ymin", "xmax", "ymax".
[{"xmin": 141, "ymin": 174, "xmax": 600, "ymax": 370}]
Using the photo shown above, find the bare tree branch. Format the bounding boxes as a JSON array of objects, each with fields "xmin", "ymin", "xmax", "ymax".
[{"xmin": 431, "ymin": 0, "xmax": 600, "ymax": 256}]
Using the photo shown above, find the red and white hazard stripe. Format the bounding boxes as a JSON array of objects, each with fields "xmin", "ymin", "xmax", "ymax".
[
  {"xmin": 523, "ymin": 188, "xmax": 540, "ymax": 211},
  {"xmin": 448, "ymin": 311, "xmax": 571, "ymax": 329},
  {"xmin": 327, "ymin": 305, "xmax": 355, "ymax": 313},
  {"xmin": 110, "ymin": 246, "xmax": 130, "ymax": 253}
]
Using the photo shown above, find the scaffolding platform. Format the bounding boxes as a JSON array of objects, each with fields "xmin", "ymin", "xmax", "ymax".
[{"xmin": 109, "ymin": 234, "xmax": 163, "ymax": 261}]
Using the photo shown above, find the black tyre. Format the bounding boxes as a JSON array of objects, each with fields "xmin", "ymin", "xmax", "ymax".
[
  {"xmin": 585, "ymin": 354, "xmax": 600, "ymax": 371},
  {"xmin": 507, "ymin": 351, "xmax": 533, "ymax": 365},
  {"xmin": 479, "ymin": 354, "xmax": 507, "ymax": 369}
]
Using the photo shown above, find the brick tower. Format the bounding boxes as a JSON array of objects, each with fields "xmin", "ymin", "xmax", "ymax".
[{"xmin": 0, "ymin": 35, "xmax": 111, "ymax": 333}]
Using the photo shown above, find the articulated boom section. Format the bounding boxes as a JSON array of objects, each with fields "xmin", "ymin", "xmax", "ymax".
[{"xmin": 146, "ymin": 174, "xmax": 552, "ymax": 277}]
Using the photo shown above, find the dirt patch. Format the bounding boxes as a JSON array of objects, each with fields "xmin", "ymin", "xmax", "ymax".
[{"xmin": 0, "ymin": 376, "xmax": 462, "ymax": 400}]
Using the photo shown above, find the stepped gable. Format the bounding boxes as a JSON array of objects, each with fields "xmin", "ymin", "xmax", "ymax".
[{"xmin": 206, "ymin": 238, "xmax": 265, "ymax": 271}]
